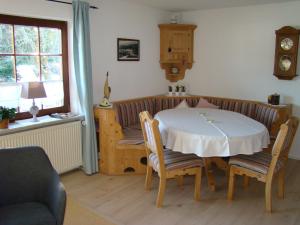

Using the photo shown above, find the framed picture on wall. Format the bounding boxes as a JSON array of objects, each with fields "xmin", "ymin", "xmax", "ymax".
[{"xmin": 117, "ymin": 38, "xmax": 140, "ymax": 61}]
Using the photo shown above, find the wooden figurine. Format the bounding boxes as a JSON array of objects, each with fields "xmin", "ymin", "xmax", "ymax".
[{"xmin": 99, "ymin": 72, "xmax": 111, "ymax": 107}]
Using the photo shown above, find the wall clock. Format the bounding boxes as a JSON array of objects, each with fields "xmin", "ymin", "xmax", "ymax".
[{"xmin": 273, "ymin": 26, "xmax": 300, "ymax": 80}]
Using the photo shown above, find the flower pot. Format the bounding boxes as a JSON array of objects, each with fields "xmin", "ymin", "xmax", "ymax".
[{"xmin": 0, "ymin": 119, "xmax": 9, "ymax": 129}]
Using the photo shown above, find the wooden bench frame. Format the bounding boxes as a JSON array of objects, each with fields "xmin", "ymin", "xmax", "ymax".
[{"xmin": 94, "ymin": 95, "xmax": 291, "ymax": 176}]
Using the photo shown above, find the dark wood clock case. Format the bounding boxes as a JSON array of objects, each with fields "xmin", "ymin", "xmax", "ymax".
[{"xmin": 273, "ymin": 26, "xmax": 300, "ymax": 80}]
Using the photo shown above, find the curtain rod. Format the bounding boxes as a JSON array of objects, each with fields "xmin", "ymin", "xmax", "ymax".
[{"xmin": 46, "ymin": 0, "xmax": 98, "ymax": 9}]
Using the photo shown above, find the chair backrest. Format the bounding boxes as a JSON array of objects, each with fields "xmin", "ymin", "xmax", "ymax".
[
  {"xmin": 139, "ymin": 111, "xmax": 166, "ymax": 174},
  {"xmin": 277, "ymin": 116, "xmax": 299, "ymax": 160},
  {"xmin": 268, "ymin": 117, "xmax": 298, "ymax": 178},
  {"xmin": 0, "ymin": 146, "xmax": 58, "ymax": 207}
]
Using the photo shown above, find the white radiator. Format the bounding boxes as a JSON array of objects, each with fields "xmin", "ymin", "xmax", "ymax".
[{"xmin": 0, "ymin": 121, "xmax": 83, "ymax": 174}]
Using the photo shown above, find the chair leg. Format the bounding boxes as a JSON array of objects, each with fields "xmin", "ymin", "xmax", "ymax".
[
  {"xmin": 265, "ymin": 181, "xmax": 272, "ymax": 212},
  {"xmin": 145, "ymin": 165, "xmax": 153, "ymax": 190},
  {"xmin": 156, "ymin": 177, "xmax": 166, "ymax": 208},
  {"xmin": 278, "ymin": 169, "xmax": 285, "ymax": 199},
  {"xmin": 194, "ymin": 168, "xmax": 202, "ymax": 201},
  {"xmin": 176, "ymin": 175, "xmax": 184, "ymax": 188},
  {"xmin": 243, "ymin": 175, "xmax": 249, "ymax": 189},
  {"xmin": 227, "ymin": 167, "xmax": 235, "ymax": 201}
]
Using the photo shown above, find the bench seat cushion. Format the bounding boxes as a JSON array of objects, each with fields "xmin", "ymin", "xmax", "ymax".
[
  {"xmin": 117, "ymin": 125, "xmax": 144, "ymax": 145},
  {"xmin": 149, "ymin": 149, "xmax": 204, "ymax": 172},
  {"xmin": 229, "ymin": 151, "xmax": 284, "ymax": 174},
  {"xmin": 0, "ymin": 202, "xmax": 56, "ymax": 225}
]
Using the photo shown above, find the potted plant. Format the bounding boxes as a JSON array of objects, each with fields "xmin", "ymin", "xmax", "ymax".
[{"xmin": 0, "ymin": 107, "xmax": 16, "ymax": 129}]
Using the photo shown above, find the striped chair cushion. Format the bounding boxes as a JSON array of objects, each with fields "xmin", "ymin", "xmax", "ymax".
[
  {"xmin": 229, "ymin": 151, "xmax": 284, "ymax": 174},
  {"xmin": 149, "ymin": 149, "xmax": 203, "ymax": 172},
  {"xmin": 117, "ymin": 127, "xmax": 144, "ymax": 145}
]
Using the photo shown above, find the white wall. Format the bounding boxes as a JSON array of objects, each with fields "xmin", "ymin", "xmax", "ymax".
[
  {"xmin": 88, "ymin": 0, "xmax": 169, "ymax": 102},
  {"xmin": 182, "ymin": 1, "xmax": 300, "ymax": 159}
]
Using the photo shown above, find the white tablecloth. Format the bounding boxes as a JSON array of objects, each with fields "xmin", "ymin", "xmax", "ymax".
[{"xmin": 155, "ymin": 108, "xmax": 270, "ymax": 157}]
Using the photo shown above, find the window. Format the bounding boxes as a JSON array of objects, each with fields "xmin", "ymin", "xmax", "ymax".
[{"xmin": 0, "ymin": 14, "xmax": 70, "ymax": 120}]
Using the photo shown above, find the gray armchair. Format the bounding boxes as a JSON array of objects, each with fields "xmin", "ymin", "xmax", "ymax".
[{"xmin": 0, "ymin": 146, "xmax": 66, "ymax": 225}]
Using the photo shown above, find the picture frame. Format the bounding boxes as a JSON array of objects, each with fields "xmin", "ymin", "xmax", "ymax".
[{"xmin": 117, "ymin": 38, "xmax": 140, "ymax": 61}]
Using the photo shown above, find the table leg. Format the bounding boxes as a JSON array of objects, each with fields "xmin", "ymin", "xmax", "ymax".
[
  {"xmin": 203, "ymin": 158, "xmax": 216, "ymax": 191},
  {"xmin": 203, "ymin": 157, "xmax": 229, "ymax": 191},
  {"xmin": 211, "ymin": 157, "xmax": 229, "ymax": 175}
]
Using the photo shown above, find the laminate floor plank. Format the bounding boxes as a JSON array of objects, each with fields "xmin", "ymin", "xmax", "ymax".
[{"xmin": 61, "ymin": 160, "xmax": 300, "ymax": 225}]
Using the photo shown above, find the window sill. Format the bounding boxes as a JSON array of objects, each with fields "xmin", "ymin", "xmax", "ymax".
[{"xmin": 0, "ymin": 115, "xmax": 84, "ymax": 136}]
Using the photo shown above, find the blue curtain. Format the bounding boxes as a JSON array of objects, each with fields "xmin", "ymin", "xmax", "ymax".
[{"xmin": 73, "ymin": 0, "xmax": 98, "ymax": 174}]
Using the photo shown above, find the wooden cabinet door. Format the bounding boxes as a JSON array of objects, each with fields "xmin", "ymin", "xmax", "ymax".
[{"xmin": 168, "ymin": 30, "xmax": 192, "ymax": 63}]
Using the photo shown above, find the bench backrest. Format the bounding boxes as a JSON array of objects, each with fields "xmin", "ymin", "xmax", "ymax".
[
  {"xmin": 113, "ymin": 97, "xmax": 156, "ymax": 128},
  {"xmin": 112, "ymin": 96, "xmax": 290, "ymax": 136}
]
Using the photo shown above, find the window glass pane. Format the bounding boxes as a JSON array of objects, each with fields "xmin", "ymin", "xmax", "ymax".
[
  {"xmin": 14, "ymin": 25, "xmax": 38, "ymax": 54},
  {"xmin": 19, "ymin": 98, "xmax": 33, "ymax": 113},
  {"xmin": 16, "ymin": 56, "xmax": 39, "ymax": 82},
  {"xmin": 19, "ymin": 97, "xmax": 48, "ymax": 113},
  {"xmin": 20, "ymin": 81, "xmax": 64, "ymax": 111},
  {"xmin": 40, "ymin": 28, "xmax": 61, "ymax": 54},
  {"xmin": 0, "ymin": 83, "xmax": 21, "ymax": 109},
  {"xmin": 2, "ymin": 81, "xmax": 64, "ymax": 113},
  {"xmin": 0, "ymin": 24, "xmax": 13, "ymax": 53},
  {"xmin": 0, "ymin": 56, "xmax": 15, "ymax": 82},
  {"xmin": 42, "ymin": 81, "xmax": 64, "ymax": 109},
  {"xmin": 41, "ymin": 56, "xmax": 62, "ymax": 81}
]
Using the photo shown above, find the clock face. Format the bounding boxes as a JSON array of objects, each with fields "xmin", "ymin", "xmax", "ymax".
[
  {"xmin": 280, "ymin": 38, "xmax": 293, "ymax": 50},
  {"xmin": 279, "ymin": 55, "xmax": 292, "ymax": 72}
]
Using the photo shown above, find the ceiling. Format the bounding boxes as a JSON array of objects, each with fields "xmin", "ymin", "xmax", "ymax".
[{"xmin": 123, "ymin": 0, "xmax": 300, "ymax": 12}]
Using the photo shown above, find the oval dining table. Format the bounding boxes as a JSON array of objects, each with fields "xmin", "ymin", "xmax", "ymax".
[{"xmin": 154, "ymin": 107, "xmax": 270, "ymax": 190}]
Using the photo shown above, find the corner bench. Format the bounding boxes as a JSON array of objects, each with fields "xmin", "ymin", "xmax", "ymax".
[{"xmin": 94, "ymin": 95, "xmax": 291, "ymax": 175}]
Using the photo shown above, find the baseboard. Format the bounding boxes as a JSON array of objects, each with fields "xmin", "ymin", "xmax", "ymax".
[{"xmin": 289, "ymin": 155, "xmax": 300, "ymax": 160}]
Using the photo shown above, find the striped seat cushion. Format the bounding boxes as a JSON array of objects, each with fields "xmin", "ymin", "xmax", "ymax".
[
  {"xmin": 229, "ymin": 151, "xmax": 284, "ymax": 174},
  {"xmin": 149, "ymin": 149, "xmax": 203, "ymax": 172},
  {"xmin": 117, "ymin": 127, "xmax": 144, "ymax": 145}
]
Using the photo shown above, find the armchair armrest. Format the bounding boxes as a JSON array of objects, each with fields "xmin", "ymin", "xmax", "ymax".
[{"xmin": 45, "ymin": 174, "xmax": 66, "ymax": 225}]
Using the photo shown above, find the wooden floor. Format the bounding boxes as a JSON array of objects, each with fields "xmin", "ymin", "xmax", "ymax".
[{"xmin": 61, "ymin": 159, "xmax": 300, "ymax": 225}]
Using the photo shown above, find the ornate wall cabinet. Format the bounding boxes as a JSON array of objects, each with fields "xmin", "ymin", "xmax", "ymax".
[
  {"xmin": 159, "ymin": 24, "xmax": 197, "ymax": 82},
  {"xmin": 273, "ymin": 26, "xmax": 300, "ymax": 80}
]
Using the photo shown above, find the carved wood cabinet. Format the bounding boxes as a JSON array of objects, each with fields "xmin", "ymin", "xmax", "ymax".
[{"xmin": 159, "ymin": 24, "xmax": 197, "ymax": 82}]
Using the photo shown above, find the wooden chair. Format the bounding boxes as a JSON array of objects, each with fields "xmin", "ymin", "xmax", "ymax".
[
  {"xmin": 227, "ymin": 117, "xmax": 299, "ymax": 212},
  {"xmin": 139, "ymin": 111, "xmax": 204, "ymax": 207}
]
